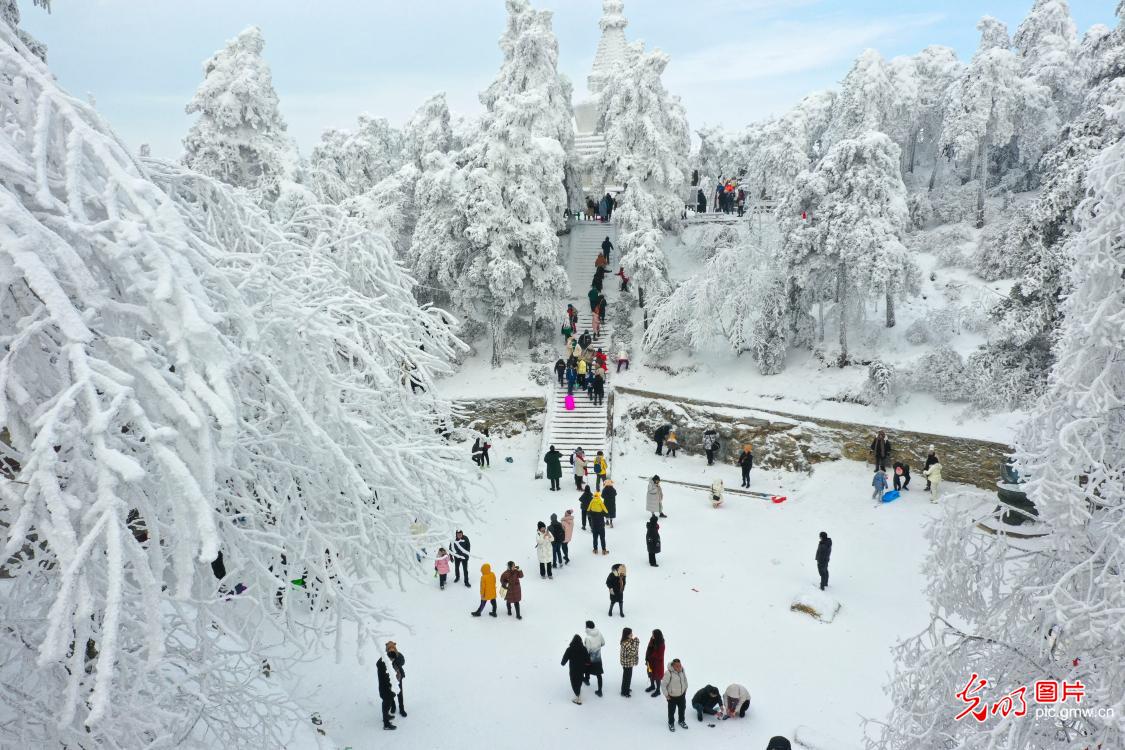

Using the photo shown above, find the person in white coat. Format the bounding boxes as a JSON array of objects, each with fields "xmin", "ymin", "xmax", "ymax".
[
  {"xmin": 923, "ymin": 460, "xmax": 944, "ymax": 504},
  {"xmin": 583, "ymin": 620, "xmax": 607, "ymax": 696},
  {"xmin": 710, "ymin": 478, "xmax": 724, "ymax": 508},
  {"xmin": 724, "ymin": 683, "xmax": 751, "ymax": 718},
  {"xmin": 536, "ymin": 522, "xmax": 555, "ymax": 579},
  {"xmin": 646, "ymin": 475, "xmax": 666, "ymax": 518}
]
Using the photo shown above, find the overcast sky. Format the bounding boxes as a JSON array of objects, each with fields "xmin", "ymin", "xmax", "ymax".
[{"xmin": 20, "ymin": 1, "xmax": 1117, "ymax": 159}]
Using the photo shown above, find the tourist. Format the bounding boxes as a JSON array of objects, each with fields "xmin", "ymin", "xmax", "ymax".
[
  {"xmin": 924, "ymin": 445, "xmax": 940, "ymax": 490},
  {"xmin": 479, "ymin": 429, "xmax": 491, "ymax": 468},
  {"xmin": 697, "ymin": 188, "xmax": 707, "ymax": 214},
  {"xmin": 816, "ymin": 531, "xmax": 832, "ymax": 591},
  {"xmin": 592, "ymin": 451, "xmax": 608, "ymax": 490},
  {"xmin": 601, "ymin": 479, "xmax": 617, "ymax": 527},
  {"xmin": 535, "ymin": 522, "xmax": 554, "ymax": 579},
  {"xmin": 566, "ymin": 362, "xmax": 577, "ymax": 395},
  {"xmin": 385, "ymin": 641, "xmax": 407, "ymax": 718},
  {"xmin": 691, "ymin": 684, "xmax": 722, "ymax": 722},
  {"xmin": 471, "ymin": 437, "xmax": 483, "ymax": 467},
  {"xmin": 592, "ymin": 370, "xmax": 605, "ymax": 406},
  {"xmin": 588, "ymin": 285, "xmax": 600, "ymax": 312},
  {"xmin": 605, "ymin": 563, "xmax": 626, "ymax": 617},
  {"xmin": 616, "ymin": 344, "xmax": 630, "ymax": 372},
  {"xmin": 620, "ymin": 627, "xmax": 640, "ymax": 697},
  {"xmin": 645, "ymin": 629, "xmax": 666, "ymax": 696},
  {"xmin": 872, "ymin": 466, "xmax": 889, "ymax": 502},
  {"xmin": 576, "ymin": 357, "xmax": 587, "ymax": 388},
  {"xmin": 724, "ymin": 683, "xmax": 751, "ymax": 718},
  {"xmin": 376, "ymin": 650, "xmax": 398, "ymax": 730},
  {"xmin": 646, "ymin": 513, "xmax": 661, "ymax": 567},
  {"xmin": 653, "ymin": 424, "xmax": 671, "ymax": 455},
  {"xmin": 500, "ymin": 561, "xmax": 523, "ymax": 619},
  {"xmin": 616, "ymin": 266, "xmax": 630, "ymax": 293},
  {"xmin": 561, "ymin": 509, "xmax": 575, "ymax": 563},
  {"xmin": 702, "ymin": 427, "xmax": 720, "ymax": 465},
  {"xmin": 578, "ymin": 484, "xmax": 593, "ymax": 529},
  {"xmin": 592, "ymin": 308, "xmax": 601, "ymax": 338},
  {"xmin": 469, "ymin": 562, "xmax": 497, "ymax": 617},
  {"xmin": 572, "ymin": 449, "xmax": 587, "ymax": 490},
  {"xmin": 646, "ymin": 475, "xmax": 666, "ymax": 518},
  {"xmin": 451, "ymin": 530, "xmax": 471, "ymax": 588},
  {"xmin": 554, "ymin": 358, "xmax": 566, "ymax": 385},
  {"xmin": 892, "ymin": 461, "xmax": 911, "ymax": 491},
  {"xmin": 588, "ymin": 491, "xmax": 609, "ymax": 555},
  {"xmin": 738, "ymin": 444, "xmax": 754, "ymax": 488},
  {"xmin": 544, "ymin": 445, "xmax": 563, "ymax": 491},
  {"xmin": 548, "ymin": 513, "xmax": 566, "ymax": 569},
  {"xmin": 924, "ymin": 458, "xmax": 944, "ymax": 504},
  {"xmin": 601, "ymin": 236, "xmax": 613, "ymax": 263},
  {"xmin": 562, "ymin": 634, "xmax": 588, "ymax": 704},
  {"xmin": 584, "ymin": 620, "xmax": 607, "ymax": 696},
  {"xmin": 434, "ymin": 547, "xmax": 450, "ymax": 590},
  {"xmin": 870, "ymin": 430, "xmax": 892, "ymax": 472},
  {"xmin": 665, "ymin": 429, "xmax": 680, "ymax": 457},
  {"xmin": 662, "ymin": 659, "xmax": 690, "ymax": 731}
]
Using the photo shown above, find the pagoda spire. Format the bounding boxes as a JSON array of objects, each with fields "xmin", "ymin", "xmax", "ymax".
[{"xmin": 588, "ymin": 0, "xmax": 629, "ymax": 93}]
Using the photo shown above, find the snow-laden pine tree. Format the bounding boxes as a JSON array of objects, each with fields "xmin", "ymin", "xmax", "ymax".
[
  {"xmin": 823, "ymin": 49, "xmax": 896, "ymax": 147},
  {"xmin": 1013, "ymin": 0, "xmax": 1081, "ymax": 120},
  {"xmin": 742, "ymin": 90, "xmax": 836, "ymax": 199},
  {"xmin": 402, "ymin": 92, "xmax": 453, "ymax": 168},
  {"xmin": 892, "ymin": 46, "xmax": 962, "ymax": 182},
  {"xmin": 940, "ymin": 17, "xmax": 1052, "ymax": 227},
  {"xmin": 1, "ymin": 0, "xmax": 45, "ymax": 60},
  {"xmin": 183, "ymin": 26, "xmax": 298, "ymax": 203},
  {"xmin": 0, "ymin": 21, "xmax": 468, "ymax": 747},
  {"xmin": 778, "ymin": 132, "xmax": 910, "ymax": 362},
  {"xmin": 872, "ymin": 87, "xmax": 1125, "ymax": 750},
  {"xmin": 307, "ymin": 114, "xmax": 403, "ymax": 204}
]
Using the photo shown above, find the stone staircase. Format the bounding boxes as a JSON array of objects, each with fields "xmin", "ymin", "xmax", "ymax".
[{"xmin": 542, "ymin": 222, "xmax": 618, "ymax": 461}]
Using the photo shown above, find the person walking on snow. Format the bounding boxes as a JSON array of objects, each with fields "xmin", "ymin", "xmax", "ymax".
[
  {"xmin": 572, "ymin": 450, "xmax": 588, "ymax": 490},
  {"xmin": 451, "ymin": 530, "xmax": 471, "ymax": 588},
  {"xmin": 592, "ymin": 371, "xmax": 605, "ymax": 406},
  {"xmin": 434, "ymin": 548, "xmax": 450, "ymax": 590},
  {"xmin": 645, "ymin": 629, "xmax": 666, "ymax": 697},
  {"xmin": 576, "ymin": 357, "xmax": 587, "ymax": 388},
  {"xmin": 561, "ymin": 509, "xmax": 575, "ymax": 563},
  {"xmin": 616, "ymin": 266, "xmax": 630, "ymax": 293},
  {"xmin": 646, "ymin": 475, "xmax": 666, "ymax": 518},
  {"xmin": 816, "ymin": 531, "xmax": 832, "ymax": 591},
  {"xmin": 619, "ymin": 627, "xmax": 640, "ymax": 697},
  {"xmin": 702, "ymin": 428, "xmax": 720, "ymax": 465},
  {"xmin": 470, "ymin": 563, "xmax": 498, "ymax": 617},
  {"xmin": 738, "ymin": 445, "xmax": 754, "ymax": 488},
  {"xmin": 584, "ymin": 620, "xmax": 607, "ymax": 696},
  {"xmin": 562, "ymin": 634, "xmax": 588, "ymax": 704},
  {"xmin": 592, "ymin": 308, "xmax": 601, "ymax": 338},
  {"xmin": 588, "ymin": 285, "xmax": 600, "ymax": 312},
  {"xmin": 724, "ymin": 683, "xmax": 751, "ymax": 718},
  {"xmin": 870, "ymin": 430, "xmax": 892, "ymax": 472},
  {"xmin": 665, "ymin": 429, "xmax": 680, "ymax": 457},
  {"xmin": 654, "ymin": 423, "xmax": 671, "ymax": 454},
  {"xmin": 601, "ymin": 479, "xmax": 617, "ymax": 527},
  {"xmin": 924, "ymin": 445, "xmax": 940, "ymax": 491},
  {"xmin": 500, "ymin": 561, "xmax": 524, "ymax": 619},
  {"xmin": 544, "ymin": 445, "xmax": 563, "ymax": 491},
  {"xmin": 601, "ymin": 236, "xmax": 613, "ymax": 263},
  {"xmin": 548, "ymin": 514, "xmax": 566, "ymax": 569},
  {"xmin": 923, "ymin": 459, "xmax": 943, "ymax": 504},
  {"xmin": 376, "ymin": 651, "xmax": 398, "ymax": 730},
  {"xmin": 872, "ymin": 467, "xmax": 889, "ymax": 502},
  {"xmin": 565, "ymin": 362, "xmax": 577, "ymax": 395},
  {"xmin": 554, "ymin": 358, "xmax": 566, "ymax": 385},
  {"xmin": 646, "ymin": 514, "xmax": 661, "ymax": 567},
  {"xmin": 385, "ymin": 641, "xmax": 407, "ymax": 718},
  {"xmin": 536, "ymin": 522, "xmax": 555, "ymax": 579},
  {"xmin": 606, "ymin": 563, "xmax": 627, "ymax": 617},
  {"xmin": 710, "ymin": 478, "xmax": 724, "ymax": 508},
  {"xmin": 697, "ymin": 188, "xmax": 707, "ymax": 214},
  {"xmin": 588, "ymin": 492, "xmax": 609, "ymax": 555},
  {"xmin": 578, "ymin": 484, "xmax": 593, "ymax": 530},
  {"xmin": 592, "ymin": 451, "xmax": 608, "ymax": 490},
  {"xmin": 662, "ymin": 659, "xmax": 690, "ymax": 731},
  {"xmin": 692, "ymin": 684, "xmax": 722, "ymax": 722}
]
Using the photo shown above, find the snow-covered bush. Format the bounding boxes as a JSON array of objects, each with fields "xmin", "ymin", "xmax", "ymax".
[
  {"xmin": 907, "ymin": 222, "xmax": 976, "ymax": 268},
  {"xmin": 865, "ymin": 360, "xmax": 900, "ymax": 406},
  {"xmin": 908, "ymin": 346, "xmax": 969, "ymax": 402},
  {"xmin": 903, "ymin": 318, "xmax": 931, "ymax": 345},
  {"xmin": 906, "ymin": 192, "xmax": 933, "ymax": 229},
  {"xmin": 974, "ymin": 204, "xmax": 1033, "ymax": 281}
]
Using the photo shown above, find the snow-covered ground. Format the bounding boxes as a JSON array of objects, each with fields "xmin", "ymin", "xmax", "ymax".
[{"xmin": 284, "ymin": 429, "xmax": 993, "ymax": 748}]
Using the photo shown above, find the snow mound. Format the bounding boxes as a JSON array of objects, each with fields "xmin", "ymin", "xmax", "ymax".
[
  {"xmin": 795, "ymin": 724, "xmax": 862, "ymax": 750},
  {"xmin": 790, "ymin": 590, "xmax": 841, "ymax": 623}
]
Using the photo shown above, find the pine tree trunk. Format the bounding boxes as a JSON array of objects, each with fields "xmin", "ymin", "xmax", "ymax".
[
  {"xmin": 885, "ymin": 289, "xmax": 896, "ymax": 328},
  {"xmin": 907, "ymin": 128, "xmax": 918, "ymax": 174},
  {"xmin": 927, "ymin": 152, "xmax": 941, "ymax": 193},
  {"xmin": 975, "ymin": 135, "xmax": 988, "ymax": 229},
  {"xmin": 837, "ymin": 262, "xmax": 849, "ymax": 365},
  {"xmin": 638, "ymin": 286, "xmax": 645, "ymax": 309},
  {"xmin": 527, "ymin": 314, "xmax": 537, "ymax": 349},
  {"xmin": 817, "ymin": 299, "xmax": 825, "ymax": 343},
  {"xmin": 490, "ymin": 318, "xmax": 504, "ymax": 368}
]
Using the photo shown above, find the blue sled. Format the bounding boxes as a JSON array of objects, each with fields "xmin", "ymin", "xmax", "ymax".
[{"xmin": 881, "ymin": 490, "xmax": 901, "ymax": 503}]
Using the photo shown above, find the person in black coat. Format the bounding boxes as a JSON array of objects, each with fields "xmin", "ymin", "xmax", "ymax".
[
  {"xmin": 579, "ymin": 330, "xmax": 593, "ymax": 350},
  {"xmin": 606, "ymin": 564, "xmax": 626, "ymax": 617},
  {"xmin": 385, "ymin": 641, "xmax": 407, "ymax": 718},
  {"xmin": 691, "ymin": 684, "xmax": 723, "ymax": 722},
  {"xmin": 451, "ymin": 530, "xmax": 471, "ymax": 587},
  {"xmin": 654, "ymin": 424, "xmax": 671, "ymax": 455},
  {"xmin": 646, "ymin": 514, "xmax": 661, "ymax": 567},
  {"xmin": 548, "ymin": 514, "xmax": 566, "ymax": 569},
  {"xmin": 592, "ymin": 372, "xmax": 605, "ymax": 406},
  {"xmin": 738, "ymin": 446, "xmax": 754, "ymax": 488},
  {"xmin": 892, "ymin": 461, "xmax": 911, "ymax": 491},
  {"xmin": 562, "ymin": 634, "xmax": 588, "ymax": 703},
  {"xmin": 815, "ymin": 531, "xmax": 832, "ymax": 591},
  {"xmin": 376, "ymin": 654, "xmax": 397, "ymax": 730},
  {"xmin": 924, "ymin": 445, "xmax": 939, "ymax": 491},
  {"xmin": 870, "ymin": 430, "xmax": 892, "ymax": 472},
  {"xmin": 554, "ymin": 358, "xmax": 566, "ymax": 386},
  {"xmin": 697, "ymin": 188, "xmax": 707, "ymax": 214},
  {"xmin": 601, "ymin": 480, "xmax": 617, "ymax": 527},
  {"xmin": 766, "ymin": 737, "xmax": 793, "ymax": 750},
  {"xmin": 578, "ymin": 485, "xmax": 593, "ymax": 530},
  {"xmin": 592, "ymin": 266, "xmax": 606, "ymax": 292},
  {"xmin": 601, "ymin": 236, "xmax": 613, "ymax": 263}
]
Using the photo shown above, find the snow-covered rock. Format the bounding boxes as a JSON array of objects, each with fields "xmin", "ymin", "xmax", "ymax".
[{"xmin": 790, "ymin": 590, "xmax": 841, "ymax": 623}]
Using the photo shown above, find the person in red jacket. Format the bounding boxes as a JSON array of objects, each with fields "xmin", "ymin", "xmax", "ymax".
[
  {"xmin": 644, "ymin": 629, "xmax": 666, "ymax": 697},
  {"xmin": 615, "ymin": 266, "xmax": 630, "ymax": 293}
]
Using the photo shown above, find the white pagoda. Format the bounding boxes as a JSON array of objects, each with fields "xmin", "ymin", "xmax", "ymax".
[{"xmin": 573, "ymin": 0, "xmax": 637, "ymax": 193}]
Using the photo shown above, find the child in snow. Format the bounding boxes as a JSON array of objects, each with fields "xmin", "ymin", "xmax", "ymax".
[
  {"xmin": 434, "ymin": 548, "xmax": 450, "ymax": 590},
  {"xmin": 923, "ymin": 460, "xmax": 943, "ymax": 504},
  {"xmin": 665, "ymin": 430, "xmax": 680, "ymax": 457},
  {"xmin": 872, "ymin": 467, "xmax": 889, "ymax": 502},
  {"xmin": 710, "ymin": 479, "xmax": 724, "ymax": 508}
]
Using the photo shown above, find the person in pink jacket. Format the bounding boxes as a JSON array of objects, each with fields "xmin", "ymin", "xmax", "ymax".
[
  {"xmin": 434, "ymin": 548, "xmax": 451, "ymax": 590},
  {"xmin": 561, "ymin": 510, "xmax": 575, "ymax": 565}
]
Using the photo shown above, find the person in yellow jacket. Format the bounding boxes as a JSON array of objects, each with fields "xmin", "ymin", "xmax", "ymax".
[
  {"xmin": 588, "ymin": 492, "xmax": 609, "ymax": 555},
  {"xmin": 593, "ymin": 451, "xmax": 608, "ymax": 490},
  {"xmin": 471, "ymin": 563, "xmax": 497, "ymax": 618},
  {"xmin": 665, "ymin": 430, "xmax": 680, "ymax": 457},
  {"xmin": 577, "ymin": 358, "xmax": 588, "ymax": 388}
]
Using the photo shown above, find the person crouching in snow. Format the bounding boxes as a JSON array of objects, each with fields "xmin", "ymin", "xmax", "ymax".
[
  {"xmin": 710, "ymin": 478, "xmax": 724, "ymax": 508},
  {"xmin": 588, "ymin": 492, "xmax": 609, "ymax": 555},
  {"xmin": 724, "ymin": 683, "xmax": 750, "ymax": 718},
  {"xmin": 923, "ymin": 459, "xmax": 943, "ymax": 504},
  {"xmin": 536, "ymin": 522, "xmax": 555, "ymax": 579},
  {"xmin": 434, "ymin": 548, "xmax": 450, "ymax": 590},
  {"xmin": 872, "ymin": 466, "xmax": 889, "ymax": 502},
  {"xmin": 470, "ymin": 563, "xmax": 497, "ymax": 617},
  {"xmin": 606, "ymin": 563, "xmax": 626, "ymax": 617},
  {"xmin": 692, "ymin": 684, "xmax": 722, "ymax": 723},
  {"xmin": 892, "ymin": 461, "xmax": 911, "ymax": 491},
  {"xmin": 562, "ymin": 634, "xmax": 588, "ymax": 704},
  {"xmin": 500, "ymin": 561, "xmax": 523, "ymax": 619}
]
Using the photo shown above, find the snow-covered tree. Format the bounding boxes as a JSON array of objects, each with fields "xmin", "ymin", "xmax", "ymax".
[
  {"xmin": 751, "ymin": 275, "xmax": 789, "ymax": 375},
  {"xmin": 823, "ymin": 49, "xmax": 896, "ymax": 147},
  {"xmin": 742, "ymin": 90, "xmax": 836, "ymax": 199},
  {"xmin": 940, "ymin": 18, "xmax": 1051, "ymax": 227},
  {"xmin": 183, "ymin": 27, "xmax": 297, "ymax": 203},
  {"xmin": 2, "ymin": 0, "xmax": 46, "ymax": 60},
  {"xmin": 402, "ymin": 92, "xmax": 453, "ymax": 168},
  {"xmin": 1013, "ymin": 0, "xmax": 1081, "ymax": 119},
  {"xmin": 0, "ymin": 23, "xmax": 468, "ymax": 747},
  {"xmin": 873, "ymin": 86, "xmax": 1125, "ymax": 750},
  {"xmin": 307, "ymin": 114, "xmax": 402, "ymax": 204},
  {"xmin": 894, "ymin": 46, "xmax": 962, "ymax": 180},
  {"xmin": 778, "ymin": 132, "xmax": 910, "ymax": 361}
]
